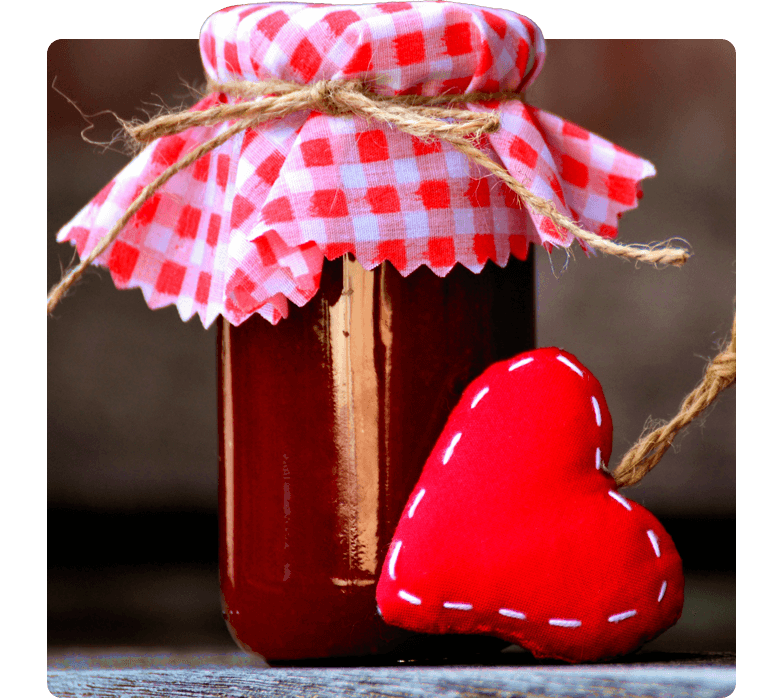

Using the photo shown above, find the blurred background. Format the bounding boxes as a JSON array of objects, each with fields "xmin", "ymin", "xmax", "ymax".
[{"xmin": 48, "ymin": 39, "xmax": 735, "ymax": 653}]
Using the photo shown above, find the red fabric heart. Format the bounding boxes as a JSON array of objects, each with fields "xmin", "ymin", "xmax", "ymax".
[{"xmin": 376, "ymin": 347, "xmax": 684, "ymax": 662}]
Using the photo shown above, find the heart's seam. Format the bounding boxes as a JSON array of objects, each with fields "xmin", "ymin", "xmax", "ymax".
[
  {"xmin": 388, "ymin": 540, "xmax": 402, "ymax": 580},
  {"xmin": 408, "ymin": 489, "xmax": 426, "ymax": 518},
  {"xmin": 443, "ymin": 432, "xmax": 462, "ymax": 464},
  {"xmin": 608, "ymin": 610, "xmax": 638, "ymax": 623},
  {"xmin": 608, "ymin": 490, "xmax": 632, "ymax": 511},
  {"xmin": 509, "ymin": 357, "xmax": 534, "ymax": 372},
  {"xmin": 556, "ymin": 354, "xmax": 583, "ymax": 377},
  {"xmin": 549, "ymin": 618, "xmax": 582, "ymax": 627},
  {"xmin": 592, "ymin": 396, "xmax": 602, "ymax": 426},
  {"xmin": 647, "ymin": 530, "xmax": 661, "ymax": 557},
  {"xmin": 471, "ymin": 386, "xmax": 490, "ymax": 408},
  {"xmin": 398, "ymin": 589, "xmax": 421, "ymax": 605}
]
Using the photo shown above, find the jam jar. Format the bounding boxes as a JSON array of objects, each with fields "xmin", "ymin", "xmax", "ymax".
[{"xmin": 218, "ymin": 253, "xmax": 534, "ymax": 660}]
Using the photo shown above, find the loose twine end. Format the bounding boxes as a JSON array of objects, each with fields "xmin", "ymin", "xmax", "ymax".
[{"xmin": 613, "ymin": 312, "xmax": 736, "ymax": 488}]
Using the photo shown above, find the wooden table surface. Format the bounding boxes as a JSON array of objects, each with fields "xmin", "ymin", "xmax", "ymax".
[{"xmin": 48, "ymin": 649, "xmax": 736, "ymax": 698}]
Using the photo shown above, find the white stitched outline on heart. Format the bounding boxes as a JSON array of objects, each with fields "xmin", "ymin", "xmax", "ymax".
[
  {"xmin": 387, "ymin": 353, "xmax": 670, "ymax": 627},
  {"xmin": 388, "ymin": 540, "xmax": 402, "ymax": 580}
]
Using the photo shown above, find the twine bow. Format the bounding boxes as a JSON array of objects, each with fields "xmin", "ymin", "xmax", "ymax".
[{"xmin": 47, "ymin": 78, "xmax": 691, "ymax": 315}]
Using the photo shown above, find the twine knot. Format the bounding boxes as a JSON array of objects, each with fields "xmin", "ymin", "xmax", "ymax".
[{"xmin": 305, "ymin": 79, "xmax": 359, "ymax": 116}]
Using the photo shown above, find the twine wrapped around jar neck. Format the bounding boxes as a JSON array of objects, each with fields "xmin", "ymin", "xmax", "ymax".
[{"xmin": 47, "ymin": 78, "xmax": 691, "ymax": 316}]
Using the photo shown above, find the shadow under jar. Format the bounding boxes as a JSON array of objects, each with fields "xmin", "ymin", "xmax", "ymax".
[{"xmin": 218, "ymin": 253, "xmax": 534, "ymax": 662}]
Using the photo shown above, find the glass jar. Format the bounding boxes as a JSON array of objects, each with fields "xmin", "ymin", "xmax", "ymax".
[{"xmin": 217, "ymin": 253, "xmax": 534, "ymax": 661}]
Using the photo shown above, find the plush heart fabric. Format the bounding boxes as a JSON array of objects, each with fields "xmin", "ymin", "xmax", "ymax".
[{"xmin": 376, "ymin": 347, "xmax": 683, "ymax": 663}]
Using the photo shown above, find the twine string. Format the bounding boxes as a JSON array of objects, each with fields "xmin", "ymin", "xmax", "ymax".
[
  {"xmin": 126, "ymin": 79, "xmax": 505, "ymax": 143},
  {"xmin": 613, "ymin": 313, "xmax": 736, "ymax": 488},
  {"xmin": 48, "ymin": 77, "xmax": 734, "ymax": 488},
  {"xmin": 48, "ymin": 78, "xmax": 692, "ymax": 315}
]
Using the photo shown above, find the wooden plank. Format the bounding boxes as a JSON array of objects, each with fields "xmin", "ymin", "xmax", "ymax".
[{"xmin": 48, "ymin": 652, "xmax": 736, "ymax": 698}]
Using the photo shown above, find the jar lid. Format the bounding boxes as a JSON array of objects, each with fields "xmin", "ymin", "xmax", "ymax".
[
  {"xmin": 57, "ymin": 3, "xmax": 654, "ymax": 327},
  {"xmin": 200, "ymin": 2, "xmax": 545, "ymax": 95}
]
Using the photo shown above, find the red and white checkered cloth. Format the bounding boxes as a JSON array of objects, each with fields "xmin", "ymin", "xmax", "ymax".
[{"xmin": 57, "ymin": 2, "xmax": 655, "ymax": 327}]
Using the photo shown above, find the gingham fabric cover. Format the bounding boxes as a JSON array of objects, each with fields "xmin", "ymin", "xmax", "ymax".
[{"xmin": 57, "ymin": 2, "xmax": 656, "ymax": 327}]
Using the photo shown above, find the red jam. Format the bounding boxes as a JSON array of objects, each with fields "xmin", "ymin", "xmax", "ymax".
[{"xmin": 218, "ymin": 254, "xmax": 533, "ymax": 661}]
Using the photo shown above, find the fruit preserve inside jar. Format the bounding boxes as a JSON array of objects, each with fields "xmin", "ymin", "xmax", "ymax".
[{"xmin": 218, "ymin": 253, "xmax": 534, "ymax": 661}]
